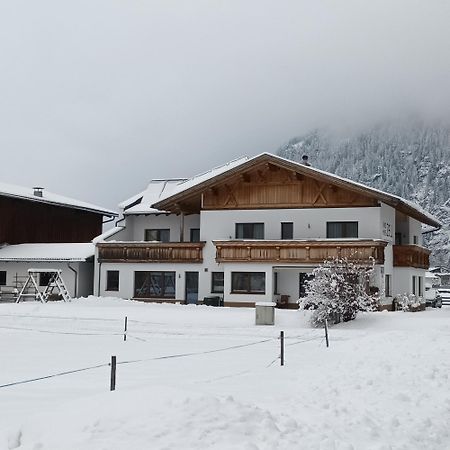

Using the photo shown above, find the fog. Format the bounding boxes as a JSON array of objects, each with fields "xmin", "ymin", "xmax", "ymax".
[{"xmin": 0, "ymin": 0, "xmax": 449, "ymax": 209}]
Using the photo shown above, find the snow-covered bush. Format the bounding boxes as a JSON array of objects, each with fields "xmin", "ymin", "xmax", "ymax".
[
  {"xmin": 299, "ymin": 257, "xmax": 379, "ymax": 327},
  {"xmin": 396, "ymin": 293, "xmax": 425, "ymax": 312}
]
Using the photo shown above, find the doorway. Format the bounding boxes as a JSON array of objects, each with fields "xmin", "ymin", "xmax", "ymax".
[{"xmin": 185, "ymin": 272, "xmax": 199, "ymax": 304}]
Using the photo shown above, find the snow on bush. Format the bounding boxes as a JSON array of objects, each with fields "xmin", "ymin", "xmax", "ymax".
[
  {"xmin": 396, "ymin": 293, "xmax": 425, "ymax": 312},
  {"xmin": 299, "ymin": 257, "xmax": 380, "ymax": 327}
]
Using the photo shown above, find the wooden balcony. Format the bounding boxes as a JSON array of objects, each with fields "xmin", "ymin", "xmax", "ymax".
[
  {"xmin": 214, "ymin": 240, "xmax": 386, "ymax": 264},
  {"xmin": 393, "ymin": 245, "xmax": 430, "ymax": 269},
  {"xmin": 97, "ymin": 242, "xmax": 205, "ymax": 263}
]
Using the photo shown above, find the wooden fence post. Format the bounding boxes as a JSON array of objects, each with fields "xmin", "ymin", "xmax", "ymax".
[
  {"xmin": 110, "ymin": 356, "xmax": 116, "ymax": 391},
  {"xmin": 324, "ymin": 319, "xmax": 329, "ymax": 348},
  {"xmin": 280, "ymin": 330, "xmax": 285, "ymax": 366}
]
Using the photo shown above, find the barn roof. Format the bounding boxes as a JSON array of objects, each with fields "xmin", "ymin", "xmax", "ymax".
[{"xmin": 0, "ymin": 182, "xmax": 117, "ymax": 217}]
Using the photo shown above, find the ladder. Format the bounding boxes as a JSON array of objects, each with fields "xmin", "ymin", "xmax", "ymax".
[{"xmin": 16, "ymin": 269, "xmax": 71, "ymax": 303}]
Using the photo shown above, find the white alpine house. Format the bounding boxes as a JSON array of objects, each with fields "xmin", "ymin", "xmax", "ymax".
[{"xmin": 93, "ymin": 153, "xmax": 440, "ymax": 310}]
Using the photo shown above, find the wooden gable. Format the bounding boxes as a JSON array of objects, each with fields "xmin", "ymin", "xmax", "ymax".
[{"xmin": 201, "ymin": 163, "xmax": 378, "ymax": 210}]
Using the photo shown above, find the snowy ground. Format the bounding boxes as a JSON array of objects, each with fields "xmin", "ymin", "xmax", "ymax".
[{"xmin": 1, "ymin": 298, "xmax": 450, "ymax": 450}]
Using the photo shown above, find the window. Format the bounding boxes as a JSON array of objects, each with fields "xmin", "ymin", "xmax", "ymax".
[
  {"xmin": 412, "ymin": 275, "xmax": 417, "ymax": 295},
  {"xmin": 144, "ymin": 229, "xmax": 170, "ymax": 242},
  {"xmin": 326, "ymin": 222, "xmax": 358, "ymax": 238},
  {"xmin": 190, "ymin": 228, "xmax": 200, "ymax": 243},
  {"xmin": 235, "ymin": 223, "xmax": 264, "ymax": 239},
  {"xmin": 0, "ymin": 271, "xmax": 6, "ymax": 286},
  {"xmin": 413, "ymin": 235, "xmax": 418, "ymax": 245},
  {"xmin": 106, "ymin": 270, "xmax": 119, "ymax": 291},
  {"xmin": 231, "ymin": 272, "xmax": 265, "ymax": 294},
  {"xmin": 418, "ymin": 276, "xmax": 423, "ymax": 297},
  {"xmin": 39, "ymin": 272, "xmax": 53, "ymax": 287},
  {"xmin": 281, "ymin": 222, "xmax": 293, "ymax": 240},
  {"xmin": 134, "ymin": 271, "xmax": 175, "ymax": 298},
  {"xmin": 274, "ymin": 272, "xmax": 278, "ymax": 295},
  {"xmin": 395, "ymin": 233, "xmax": 402, "ymax": 245},
  {"xmin": 211, "ymin": 272, "xmax": 224, "ymax": 293},
  {"xmin": 385, "ymin": 274, "xmax": 392, "ymax": 297}
]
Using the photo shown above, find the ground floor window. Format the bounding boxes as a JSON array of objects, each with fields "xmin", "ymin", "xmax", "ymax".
[
  {"xmin": 418, "ymin": 276, "xmax": 423, "ymax": 297},
  {"xmin": 39, "ymin": 272, "xmax": 53, "ymax": 287},
  {"xmin": 385, "ymin": 274, "xmax": 392, "ymax": 297},
  {"xmin": 106, "ymin": 270, "xmax": 119, "ymax": 291},
  {"xmin": 412, "ymin": 275, "xmax": 417, "ymax": 295},
  {"xmin": 231, "ymin": 272, "xmax": 265, "ymax": 294},
  {"xmin": 211, "ymin": 272, "xmax": 224, "ymax": 294},
  {"xmin": 134, "ymin": 271, "xmax": 176, "ymax": 298},
  {"xmin": 0, "ymin": 271, "xmax": 6, "ymax": 286}
]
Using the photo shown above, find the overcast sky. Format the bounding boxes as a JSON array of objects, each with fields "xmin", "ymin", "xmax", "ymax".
[{"xmin": 0, "ymin": 0, "xmax": 449, "ymax": 210}]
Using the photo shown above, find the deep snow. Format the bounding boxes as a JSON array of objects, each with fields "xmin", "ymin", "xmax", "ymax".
[{"xmin": 1, "ymin": 297, "xmax": 450, "ymax": 450}]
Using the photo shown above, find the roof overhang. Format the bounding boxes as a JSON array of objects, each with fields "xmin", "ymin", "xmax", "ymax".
[{"xmin": 152, "ymin": 153, "xmax": 441, "ymax": 228}]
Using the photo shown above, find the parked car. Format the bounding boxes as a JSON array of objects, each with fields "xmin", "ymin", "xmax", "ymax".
[{"xmin": 437, "ymin": 288, "xmax": 450, "ymax": 306}]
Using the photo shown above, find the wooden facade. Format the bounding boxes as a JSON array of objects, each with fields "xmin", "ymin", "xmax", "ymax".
[
  {"xmin": 97, "ymin": 242, "xmax": 205, "ymax": 263},
  {"xmin": 214, "ymin": 240, "xmax": 386, "ymax": 264},
  {"xmin": 0, "ymin": 196, "xmax": 103, "ymax": 244},
  {"xmin": 201, "ymin": 165, "xmax": 378, "ymax": 211},
  {"xmin": 393, "ymin": 245, "xmax": 430, "ymax": 269}
]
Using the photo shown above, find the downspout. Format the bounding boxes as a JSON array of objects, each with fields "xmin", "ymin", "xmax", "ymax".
[
  {"xmin": 98, "ymin": 261, "xmax": 102, "ymax": 297},
  {"xmin": 67, "ymin": 262, "xmax": 78, "ymax": 298}
]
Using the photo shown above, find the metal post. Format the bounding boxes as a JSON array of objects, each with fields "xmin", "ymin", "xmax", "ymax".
[
  {"xmin": 110, "ymin": 356, "xmax": 116, "ymax": 391},
  {"xmin": 324, "ymin": 319, "xmax": 329, "ymax": 348},
  {"xmin": 280, "ymin": 330, "xmax": 285, "ymax": 366},
  {"xmin": 124, "ymin": 316, "xmax": 128, "ymax": 341}
]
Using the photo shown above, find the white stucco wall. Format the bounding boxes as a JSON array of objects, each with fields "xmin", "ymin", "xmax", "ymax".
[
  {"xmin": 393, "ymin": 267, "xmax": 426, "ymax": 297},
  {"xmin": 0, "ymin": 261, "xmax": 93, "ymax": 299},
  {"xmin": 122, "ymin": 214, "xmax": 200, "ymax": 242}
]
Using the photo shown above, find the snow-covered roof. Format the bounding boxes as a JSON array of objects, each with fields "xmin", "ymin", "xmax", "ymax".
[
  {"xmin": 92, "ymin": 227, "xmax": 126, "ymax": 243},
  {"xmin": 119, "ymin": 179, "xmax": 188, "ymax": 215},
  {"xmin": 119, "ymin": 156, "xmax": 247, "ymax": 215},
  {"xmin": 0, "ymin": 243, "xmax": 95, "ymax": 262},
  {"xmin": 151, "ymin": 152, "xmax": 440, "ymax": 227},
  {"xmin": 0, "ymin": 182, "xmax": 117, "ymax": 217}
]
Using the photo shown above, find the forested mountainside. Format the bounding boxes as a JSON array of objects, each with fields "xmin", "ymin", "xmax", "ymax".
[{"xmin": 277, "ymin": 119, "xmax": 450, "ymax": 267}]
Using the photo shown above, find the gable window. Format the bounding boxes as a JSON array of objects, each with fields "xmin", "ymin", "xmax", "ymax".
[
  {"xmin": 134, "ymin": 271, "xmax": 175, "ymax": 298},
  {"xmin": 326, "ymin": 222, "xmax": 358, "ymax": 238},
  {"xmin": 235, "ymin": 223, "xmax": 264, "ymax": 239},
  {"xmin": 39, "ymin": 272, "xmax": 53, "ymax": 287},
  {"xmin": 211, "ymin": 272, "xmax": 224, "ymax": 294},
  {"xmin": 413, "ymin": 235, "xmax": 418, "ymax": 245},
  {"xmin": 144, "ymin": 229, "xmax": 170, "ymax": 242},
  {"xmin": 190, "ymin": 228, "xmax": 200, "ymax": 243},
  {"xmin": 231, "ymin": 272, "xmax": 265, "ymax": 294},
  {"xmin": 281, "ymin": 222, "xmax": 293, "ymax": 240},
  {"xmin": 0, "ymin": 271, "xmax": 6, "ymax": 286},
  {"xmin": 106, "ymin": 270, "xmax": 119, "ymax": 291}
]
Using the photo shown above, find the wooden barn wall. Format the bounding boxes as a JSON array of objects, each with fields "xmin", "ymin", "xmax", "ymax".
[
  {"xmin": 201, "ymin": 166, "xmax": 378, "ymax": 210},
  {"xmin": 0, "ymin": 196, "xmax": 103, "ymax": 244}
]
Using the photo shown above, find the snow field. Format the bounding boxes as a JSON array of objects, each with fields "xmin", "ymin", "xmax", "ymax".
[{"xmin": 1, "ymin": 297, "xmax": 450, "ymax": 449}]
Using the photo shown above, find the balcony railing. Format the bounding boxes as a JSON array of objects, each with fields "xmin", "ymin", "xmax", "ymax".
[
  {"xmin": 214, "ymin": 240, "xmax": 386, "ymax": 264},
  {"xmin": 97, "ymin": 242, "xmax": 205, "ymax": 263},
  {"xmin": 393, "ymin": 245, "xmax": 430, "ymax": 269}
]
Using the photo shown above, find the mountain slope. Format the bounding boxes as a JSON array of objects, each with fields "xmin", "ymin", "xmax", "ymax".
[{"xmin": 277, "ymin": 119, "xmax": 450, "ymax": 267}]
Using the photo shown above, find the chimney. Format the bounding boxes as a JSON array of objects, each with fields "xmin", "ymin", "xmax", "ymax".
[
  {"xmin": 301, "ymin": 155, "xmax": 311, "ymax": 166},
  {"xmin": 33, "ymin": 187, "xmax": 44, "ymax": 197}
]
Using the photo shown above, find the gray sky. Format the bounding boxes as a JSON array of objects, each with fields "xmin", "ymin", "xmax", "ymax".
[{"xmin": 1, "ymin": 0, "xmax": 449, "ymax": 210}]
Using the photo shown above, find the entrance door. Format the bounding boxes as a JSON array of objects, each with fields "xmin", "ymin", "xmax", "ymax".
[
  {"xmin": 185, "ymin": 272, "xmax": 199, "ymax": 304},
  {"xmin": 299, "ymin": 273, "xmax": 314, "ymax": 298}
]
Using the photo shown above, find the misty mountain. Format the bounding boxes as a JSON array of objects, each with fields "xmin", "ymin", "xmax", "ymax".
[{"xmin": 277, "ymin": 119, "xmax": 450, "ymax": 268}]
